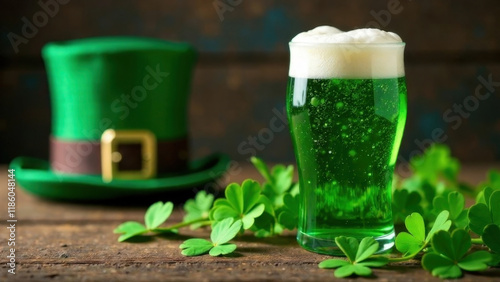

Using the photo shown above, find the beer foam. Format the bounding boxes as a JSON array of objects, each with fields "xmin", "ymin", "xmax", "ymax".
[{"xmin": 289, "ymin": 26, "xmax": 405, "ymax": 79}]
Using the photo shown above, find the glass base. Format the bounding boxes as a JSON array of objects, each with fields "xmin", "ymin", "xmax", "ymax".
[{"xmin": 297, "ymin": 229, "xmax": 395, "ymax": 256}]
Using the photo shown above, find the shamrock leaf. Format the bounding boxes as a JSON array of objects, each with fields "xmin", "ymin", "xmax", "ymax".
[
  {"xmin": 407, "ymin": 144, "xmax": 475, "ymax": 198},
  {"xmin": 392, "ymin": 188, "xmax": 423, "ymax": 224},
  {"xmin": 252, "ymin": 211, "xmax": 277, "ymax": 237},
  {"xmin": 114, "ymin": 201, "xmax": 174, "ymax": 242},
  {"xmin": 178, "ymin": 239, "xmax": 213, "ymax": 256},
  {"xmin": 277, "ymin": 193, "xmax": 299, "ymax": 230},
  {"xmin": 488, "ymin": 170, "xmax": 500, "ymax": 189},
  {"xmin": 113, "ymin": 221, "xmax": 148, "ymax": 242},
  {"xmin": 183, "ymin": 190, "xmax": 214, "ymax": 229},
  {"xmin": 482, "ymin": 224, "xmax": 500, "ymax": 266},
  {"xmin": 422, "ymin": 229, "xmax": 492, "ymax": 279},
  {"xmin": 433, "ymin": 191, "xmax": 468, "ymax": 229},
  {"xmin": 476, "ymin": 186, "xmax": 494, "ymax": 205},
  {"xmin": 482, "ymin": 224, "xmax": 500, "ymax": 253},
  {"xmin": 250, "ymin": 156, "xmax": 273, "ymax": 183},
  {"xmin": 319, "ymin": 237, "xmax": 388, "ymax": 278},
  {"xmin": 252, "ymin": 195, "xmax": 283, "ymax": 237},
  {"xmin": 180, "ymin": 218, "xmax": 242, "ymax": 256},
  {"xmin": 395, "ymin": 211, "xmax": 451, "ymax": 256},
  {"xmin": 145, "ymin": 201, "xmax": 174, "ymax": 230},
  {"xmin": 468, "ymin": 190, "xmax": 500, "ymax": 235},
  {"xmin": 477, "ymin": 170, "xmax": 500, "ymax": 194},
  {"xmin": 410, "ymin": 144, "xmax": 459, "ymax": 184},
  {"xmin": 252, "ymin": 156, "xmax": 294, "ymax": 207},
  {"xmin": 211, "ymin": 180, "xmax": 266, "ymax": 229}
]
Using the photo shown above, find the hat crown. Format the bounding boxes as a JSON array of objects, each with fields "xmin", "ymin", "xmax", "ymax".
[{"xmin": 42, "ymin": 37, "xmax": 197, "ymax": 141}]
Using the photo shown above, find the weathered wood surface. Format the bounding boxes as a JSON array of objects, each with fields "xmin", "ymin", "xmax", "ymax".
[{"xmin": 1, "ymin": 164, "xmax": 500, "ymax": 281}]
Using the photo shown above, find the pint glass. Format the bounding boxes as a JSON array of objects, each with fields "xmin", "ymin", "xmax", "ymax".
[{"xmin": 286, "ymin": 42, "xmax": 407, "ymax": 255}]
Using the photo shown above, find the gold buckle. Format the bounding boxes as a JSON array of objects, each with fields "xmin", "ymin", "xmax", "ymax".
[{"xmin": 101, "ymin": 129, "xmax": 157, "ymax": 182}]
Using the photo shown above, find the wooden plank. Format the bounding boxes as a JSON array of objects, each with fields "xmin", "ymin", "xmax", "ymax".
[
  {"xmin": 1, "ymin": 218, "xmax": 499, "ymax": 281},
  {"xmin": 1, "ymin": 214, "xmax": 500, "ymax": 281},
  {"xmin": 1, "ymin": 0, "xmax": 500, "ymax": 57},
  {"xmin": 1, "ymin": 166, "xmax": 500, "ymax": 281}
]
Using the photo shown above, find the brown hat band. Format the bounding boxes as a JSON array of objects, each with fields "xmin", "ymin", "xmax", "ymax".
[{"xmin": 50, "ymin": 135, "xmax": 188, "ymax": 177}]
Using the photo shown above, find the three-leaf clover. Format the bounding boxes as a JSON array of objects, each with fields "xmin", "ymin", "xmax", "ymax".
[
  {"xmin": 319, "ymin": 237, "xmax": 388, "ymax": 278},
  {"xmin": 183, "ymin": 190, "xmax": 214, "ymax": 229},
  {"xmin": 180, "ymin": 218, "xmax": 242, "ymax": 256},
  {"xmin": 433, "ymin": 191, "xmax": 468, "ymax": 229},
  {"xmin": 422, "ymin": 229, "xmax": 492, "ymax": 279},
  {"xmin": 392, "ymin": 188, "xmax": 423, "ymax": 224},
  {"xmin": 211, "ymin": 180, "xmax": 266, "ymax": 229},
  {"xmin": 114, "ymin": 201, "xmax": 174, "ymax": 242},
  {"xmin": 251, "ymin": 156, "xmax": 294, "ymax": 207},
  {"xmin": 410, "ymin": 144, "xmax": 459, "ymax": 183},
  {"xmin": 395, "ymin": 211, "xmax": 451, "ymax": 256},
  {"xmin": 468, "ymin": 190, "xmax": 500, "ymax": 235}
]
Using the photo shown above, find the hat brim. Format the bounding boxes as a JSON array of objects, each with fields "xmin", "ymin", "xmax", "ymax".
[{"xmin": 10, "ymin": 153, "xmax": 230, "ymax": 201}]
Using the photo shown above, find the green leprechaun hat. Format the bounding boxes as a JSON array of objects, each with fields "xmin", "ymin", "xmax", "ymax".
[{"xmin": 10, "ymin": 37, "xmax": 229, "ymax": 201}]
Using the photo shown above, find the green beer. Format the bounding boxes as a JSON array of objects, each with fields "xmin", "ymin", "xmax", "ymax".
[
  {"xmin": 287, "ymin": 77, "xmax": 407, "ymax": 254},
  {"xmin": 287, "ymin": 26, "xmax": 406, "ymax": 255}
]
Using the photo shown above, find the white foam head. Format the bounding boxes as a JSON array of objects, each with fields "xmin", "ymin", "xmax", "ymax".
[{"xmin": 289, "ymin": 26, "xmax": 405, "ymax": 79}]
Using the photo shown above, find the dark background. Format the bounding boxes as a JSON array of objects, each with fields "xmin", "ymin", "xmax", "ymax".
[{"xmin": 1, "ymin": 0, "xmax": 499, "ymax": 169}]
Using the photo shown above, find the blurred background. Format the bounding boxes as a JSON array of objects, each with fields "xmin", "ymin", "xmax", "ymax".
[{"xmin": 1, "ymin": 0, "xmax": 499, "ymax": 172}]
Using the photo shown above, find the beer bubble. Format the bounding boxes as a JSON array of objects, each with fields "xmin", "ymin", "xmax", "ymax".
[
  {"xmin": 311, "ymin": 97, "xmax": 320, "ymax": 106},
  {"xmin": 349, "ymin": 150, "xmax": 357, "ymax": 157},
  {"xmin": 336, "ymin": 102, "xmax": 344, "ymax": 109}
]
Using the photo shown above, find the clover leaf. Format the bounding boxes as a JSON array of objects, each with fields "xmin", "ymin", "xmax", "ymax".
[
  {"xmin": 395, "ymin": 211, "xmax": 451, "ymax": 256},
  {"xmin": 183, "ymin": 190, "xmax": 214, "ymax": 229},
  {"xmin": 277, "ymin": 193, "xmax": 299, "ymax": 230},
  {"xmin": 251, "ymin": 156, "xmax": 294, "ymax": 207},
  {"xmin": 488, "ymin": 170, "xmax": 500, "ymax": 189},
  {"xmin": 145, "ymin": 201, "xmax": 174, "ymax": 230},
  {"xmin": 392, "ymin": 188, "xmax": 423, "ymax": 224},
  {"xmin": 249, "ymin": 156, "xmax": 300, "ymax": 236},
  {"xmin": 422, "ymin": 229, "xmax": 492, "ymax": 279},
  {"xmin": 180, "ymin": 218, "xmax": 242, "ymax": 256},
  {"xmin": 476, "ymin": 186, "xmax": 494, "ymax": 205},
  {"xmin": 211, "ymin": 180, "xmax": 266, "ymax": 229},
  {"xmin": 114, "ymin": 201, "xmax": 174, "ymax": 242},
  {"xmin": 319, "ymin": 237, "xmax": 388, "ymax": 278},
  {"xmin": 482, "ymin": 224, "xmax": 500, "ymax": 266},
  {"xmin": 250, "ymin": 156, "xmax": 273, "ymax": 184},
  {"xmin": 433, "ymin": 191, "xmax": 468, "ymax": 229},
  {"xmin": 468, "ymin": 190, "xmax": 500, "ymax": 235},
  {"xmin": 113, "ymin": 221, "xmax": 148, "ymax": 242},
  {"xmin": 406, "ymin": 144, "xmax": 475, "ymax": 198},
  {"xmin": 410, "ymin": 144, "xmax": 459, "ymax": 183},
  {"xmin": 477, "ymin": 170, "xmax": 500, "ymax": 194}
]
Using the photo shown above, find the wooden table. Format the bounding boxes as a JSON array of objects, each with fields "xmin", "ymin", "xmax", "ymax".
[{"xmin": 1, "ymin": 163, "xmax": 499, "ymax": 281}]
